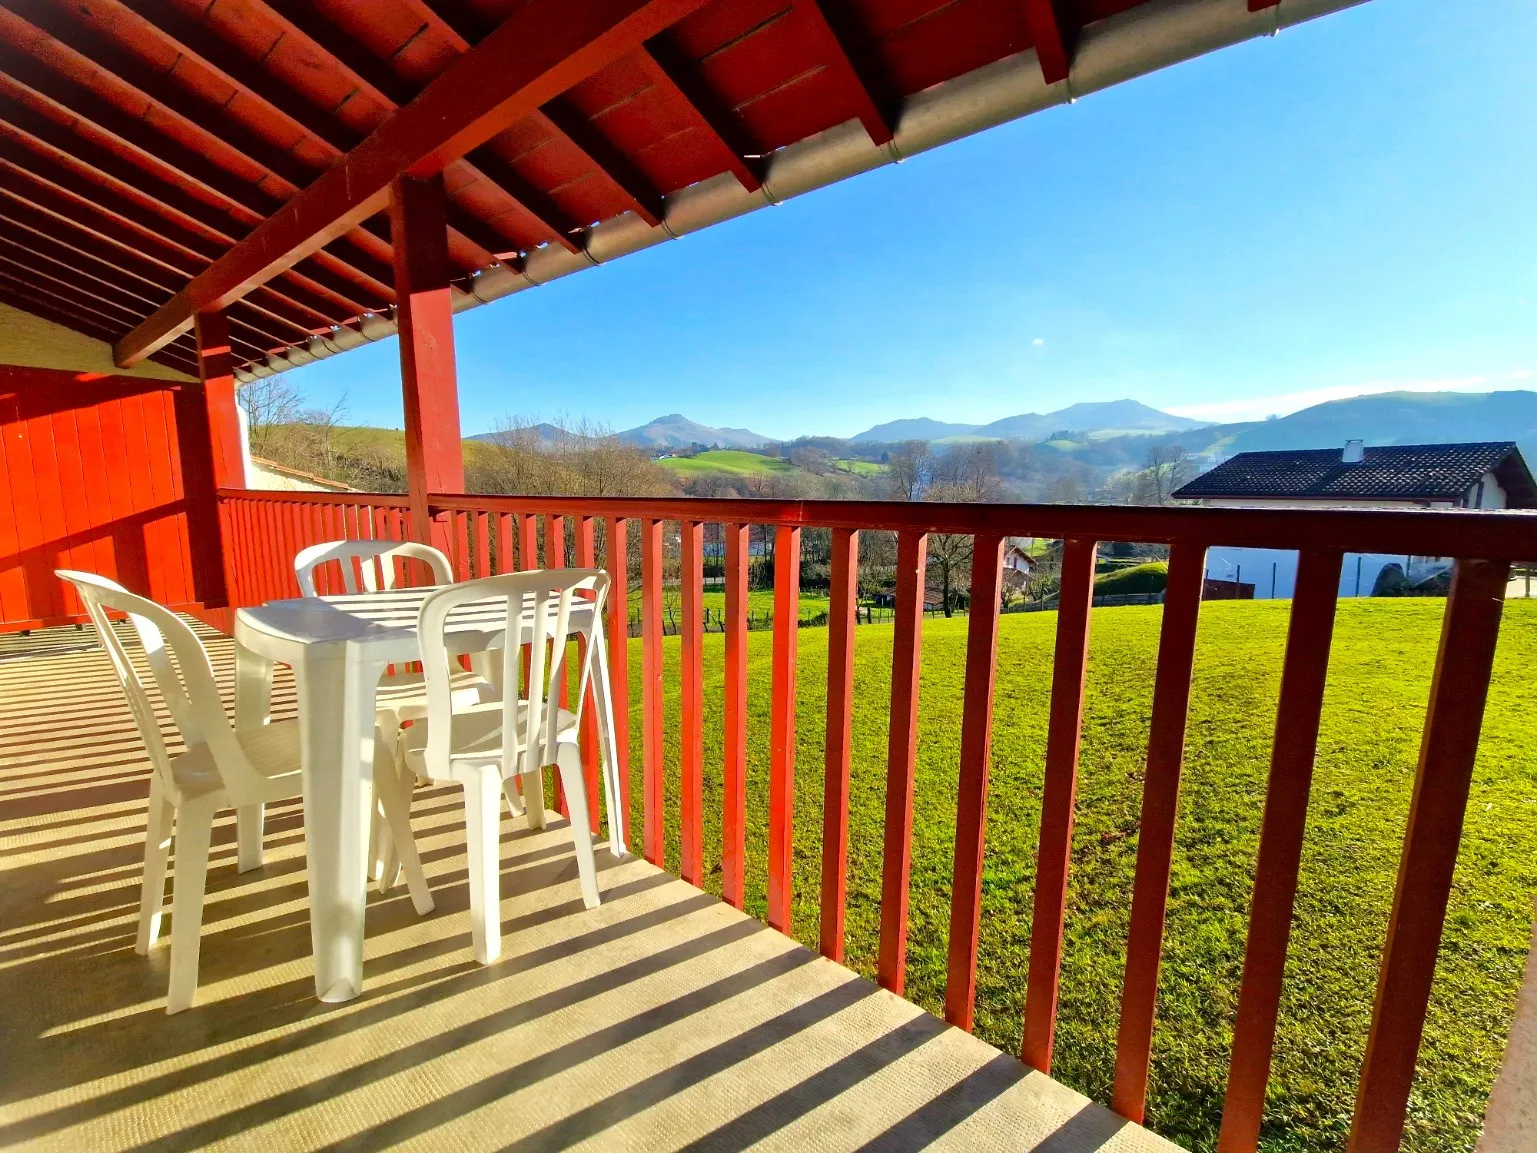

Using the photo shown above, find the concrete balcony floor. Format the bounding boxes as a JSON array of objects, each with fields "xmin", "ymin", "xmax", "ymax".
[{"xmin": 0, "ymin": 625, "xmax": 1174, "ymax": 1152}]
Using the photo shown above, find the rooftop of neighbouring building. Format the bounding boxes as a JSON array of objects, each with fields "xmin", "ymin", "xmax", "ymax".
[{"xmin": 1173, "ymin": 441, "xmax": 1537, "ymax": 507}]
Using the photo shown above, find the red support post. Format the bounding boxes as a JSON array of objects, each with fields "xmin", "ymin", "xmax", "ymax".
[
  {"xmin": 878, "ymin": 529, "xmax": 928, "ymax": 994},
  {"xmin": 679, "ymin": 519, "xmax": 705, "ymax": 885},
  {"xmin": 391, "ymin": 173, "xmax": 463, "ymax": 548},
  {"xmin": 179, "ymin": 309, "xmax": 244, "ymax": 608},
  {"xmin": 1113, "ymin": 541, "xmax": 1208, "ymax": 1122},
  {"xmin": 944, "ymin": 533, "xmax": 1005, "ymax": 1030},
  {"xmin": 604, "ymin": 517, "xmax": 632, "ymax": 824},
  {"xmin": 767, "ymin": 525, "xmax": 801, "ymax": 934},
  {"xmin": 1347, "ymin": 558, "xmax": 1511, "ymax": 1153},
  {"xmin": 641, "ymin": 518, "xmax": 665, "ymax": 866},
  {"xmin": 1218, "ymin": 549, "xmax": 1344, "ymax": 1153},
  {"xmin": 820, "ymin": 527, "xmax": 859, "ymax": 960},
  {"xmin": 722, "ymin": 522, "xmax": 750, "ymax": 909},
  {"xmin": 1022, "ymin": 537, "xmax": 1098, "ymax": 1072}
]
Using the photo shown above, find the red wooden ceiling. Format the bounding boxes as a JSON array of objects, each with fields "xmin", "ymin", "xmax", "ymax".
[{"xmin": 0, "ymin": 0, "xmax": 1151, "ymax": 375}]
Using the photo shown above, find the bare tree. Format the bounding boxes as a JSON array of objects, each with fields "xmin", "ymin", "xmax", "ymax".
[
  {"xmin": 885, "ymin": 440, "xmax": 932, "ymax": 501},
  {"xmin": 1142, "ymin": 444, "xmax": 1196, "ymax": 505},
  {"xmin": 238, "ymin": 374, "xmax": 303, "ymax": 459}
]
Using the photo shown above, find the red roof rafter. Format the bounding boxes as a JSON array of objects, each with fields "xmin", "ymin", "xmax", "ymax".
[
  {"xmin": 794, "ymin": 0, "xmax": 897, "ymax": 147},
  {"xmin": 638, "ymin": 37, "xmax": 763, "ymax": 193},
  {"xmin": 116, "ymin": 0, "xmax": 714, "ymax": 366},
  {"xmin": 1022, "ymin": 0, "xmax": 1073, "ymax": 86}
]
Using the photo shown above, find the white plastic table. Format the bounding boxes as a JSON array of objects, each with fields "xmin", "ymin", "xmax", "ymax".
[{"xmin": 233, "ymin": 586, "xmax": 620, "ymax": 1003}]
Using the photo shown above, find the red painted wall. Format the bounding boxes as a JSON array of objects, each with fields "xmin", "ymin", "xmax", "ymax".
[{"xmin": 0, "ymin": 365, "xmax": 202, "ymax": 631}]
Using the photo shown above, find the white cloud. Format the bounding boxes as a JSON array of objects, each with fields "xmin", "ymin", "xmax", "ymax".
[
  {"xmin": 1031, "ymin": 337, "xmax": 1045, "ymax": 347},
  {"xmin": 1165, "ymin": 370, "xmax": 1536, "ymax": 424}
]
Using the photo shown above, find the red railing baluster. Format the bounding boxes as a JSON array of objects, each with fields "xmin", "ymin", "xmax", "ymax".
[
  {"xmin": 1347, "ymin": 557, "xmax": 1511, "ymax": 1153},
  {"xmin": 679, "ymin": 519, "xmax": 705, "ymax": 885},
  {"xmin": 820, "ymin": 526, "xmax": 859, "ymax": 960},
  {"xmin": 1217, "ymin": 549, "xmax": 1344, "ymax": 1152},
  {"xmin": 1112, "ymin": 540, "xmax": 1208, "ymax": 1122},
  {"xmin": 767, "ymin": 524, "xmax": 801, "ymax": 934},
  {"xmin": 878, "ymin": 529, "xmax": 928, "ymax": 992},
  {"xmin": 496, "ymin": 512, "xmax": 513, "ymax": 574},
  {"xmin": 574, "ymin": 515, "xmax": 602, "ymax": 835},
  {"xmin": 474, "ymin": 510, "xmax": 490, "ymax": 579},
  {"xmin": 945, "ymin": 533, "xmax": 1006, "ymax": 1030},
  {"xmin": 604, "ymin": 517, "xmax": 632, "ymax": 824},
  {"xmin": 641, "ymin": 517, "xmax": 665, "ymax": 866},
  {"xmin": 1022, "ymin": 537, "xmax": 1098, "ymax": 1072},
  {"xmin": 454, "ymin": 510, "xmax": 471, "ymax": 580},
  {"xmin": 722, "ymin": 522, "xmax": 750, "ymax": 909}
]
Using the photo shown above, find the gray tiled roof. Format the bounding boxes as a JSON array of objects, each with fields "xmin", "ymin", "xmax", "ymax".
[{"xmin": 1174, "ymin": 442, "xmax": 1525, "ymax": 501}]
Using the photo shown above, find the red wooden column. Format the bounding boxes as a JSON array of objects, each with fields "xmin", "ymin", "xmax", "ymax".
[
  {"xmin": 177, "ymin": 310, "xmax": 245, "ymax": 607},
  {"xmin": 767, "ymin": 525, "xmax": 801, "ymax": 934},
  {"xmin": 820, "ymin": 527, "xmax": 859, "ymax": 960},
  {"xmin": 722, "ymin": 522, "xmax": 750, "ymax": 909},
  {"xmin": 390, "ymin": 174, "xmax": 464, "ymax": 545},
  {"xmin": 679, "ymin": 519, "xmax": 705, "ymax": 885}
]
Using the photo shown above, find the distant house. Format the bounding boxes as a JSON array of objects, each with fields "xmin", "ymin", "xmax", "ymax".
[
  {"xmin": 1003, "ymin": 544, "xmax": 1036, "ymax": 575},
  {"xmin": 1172, "ymin": 440, "xmax": 1536, "ymax": 598}
]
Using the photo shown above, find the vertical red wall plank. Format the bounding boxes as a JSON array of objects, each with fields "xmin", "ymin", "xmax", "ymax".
[
  {"xmin": 1218, "ymin": 549, "xmax": 1344, "ymax": 1152},
  {"xmin": 877, "ymin": 529, "xmax": 928, "ymax": 992},
  {"xmin": 0, "ymin": 392, "xmax": 31, "ymax": 621},
  {"xmin": 820, "ymin": 526, "xmax": 859, "ymax": 960},
  {"xmin": 640, "ymin": 517, "xmax": 665, "ymax": 865},
  {"xmin": 722, "ymin": 522, "xmax": 750, "ymax": 909},
  {"xmin": 1112, "ymin": 540, "xmax": 1208, "ymax": 1122},
  {"xmin": 679, "ymin": 519, "xmax": 705, "ymax": 885},
  {"xmin": 574, "ymin": 515, "xmax": 602, "ymax": 834},
  {"xmin": 767, "ymin": 525, "xmax": 802, "ymax": 935},
  {"xmin": 945, "ymin": 533, "xmax": 1006, "ymax": 1030},
  {"xmin": 1347, "ymin": 558, "xmax": 1511, "ymax": 1153},
  {"xmin": 391, "ymin": 174, "xmax": 463, "ymax": 547},
  {"xmin": 27, "ymin": 401, "xmax": 70, "ymax": 619},
  {"xmin": 604, "ymin": 516, "xmax": 632, "ymax": 821},
  {"xmin": 1022, "ymin": 537, "xmax": 1099, "ymax": 1072},
  {"xmin": 48, "ymin": 405, "xmax": 92, "ymax": 604}
]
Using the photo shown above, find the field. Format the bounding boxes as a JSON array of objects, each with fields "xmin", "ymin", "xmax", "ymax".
[
  {"xmin": 612, "ymin": 598, "xmax": 1537, "ymax": 1152},
  {"xmin": 833, "ymin": 458, "xmax": 888, "ymax": 476},
  {"xmin": 627, "ymin": 585, "xmax": 831, "ymax": 624},
  {"xmin": 655, "ymin": 450, "xmax": 795, "ymax": 477}
]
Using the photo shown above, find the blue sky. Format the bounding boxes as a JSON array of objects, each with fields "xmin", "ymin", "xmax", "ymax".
[{"xmin": 288, "ymin": 0, "xmax": 1536, "ymax": 441}]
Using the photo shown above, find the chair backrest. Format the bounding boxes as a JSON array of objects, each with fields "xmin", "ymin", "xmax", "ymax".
[
  {"xmin": 416, "ymin": 569, "xmax": 610, "ymax": 782},
  {"xmin": 294, "ymin": 539, "xmax": 452, "ymax": 597},
  {"xmin": 55, "ymin": 570, "xmax": 266, "ymax": 803}
]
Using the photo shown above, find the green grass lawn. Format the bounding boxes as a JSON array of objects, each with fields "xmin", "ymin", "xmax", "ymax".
[
  {"xmin": 833, "ymin": 458, "xmax": 888, "ymax": 476},
  {"xmin": 626, "ymin": 585, "xmax": 831, "ymax": 624},
  {"xmin": 612, "ymin": 598, "xmax": 1537, "ymax": 1152},
  {"xmin": 656, "ymin": 450, "xmax": 796, "ymax": 477}
]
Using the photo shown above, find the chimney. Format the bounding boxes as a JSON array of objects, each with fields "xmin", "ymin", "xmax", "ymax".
[{"xmin": 1342, "ymin": 439, "xmax": 1364, "ymax": 464}]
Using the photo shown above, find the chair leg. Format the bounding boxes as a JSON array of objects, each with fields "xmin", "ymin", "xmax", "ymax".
[
  {"xmin": 167, "ymin": 801, "xmax": 215, "ymax": 1014},
  {"xmin": 375, "ymin": 739, "xmax": 435, "ymax": 916},
  {"xmin": 235, "ymin": 804, "xmax": 265, "ymax": 873},
  {"xmin": 555, "ymin": 744, "xmax": 601, "ymax": 910},
  {"xmin": 501, "ymin": 773, "xmax": 526, "ymax": 819},
  {"xmin": 522, "ymin": 765, "xmax": 546, "ymax": 831},
  {"xmin": 461, "ymin": 766, "xmax": 504, "ymax": 965},
  {"xmin": 137, "ymin": 778, "xmax": 175, "ymax": 955}
]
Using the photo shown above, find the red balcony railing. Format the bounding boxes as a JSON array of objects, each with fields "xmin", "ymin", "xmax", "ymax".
[{"xmin": 217, "ymin": 486, "xmax": 1537, "ymax": 1153}]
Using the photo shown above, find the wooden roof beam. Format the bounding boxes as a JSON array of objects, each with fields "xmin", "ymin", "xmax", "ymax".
[
  {"xmin": 0, "ymin": 122, "xmax": 347, "ymax": 326},
  {"xmin": 0, "ymin": 42, "xmax": 396, "ymax": 303},
  {"xmin": 639, "ymin": 35, "xmax": 763, "ymax": 193},
  {"xmin": 250, "ymin": 0, "xmax": 576, "ymax": 255},
  {"xmin": 115, "ymin": 0, "xmax": 710, "ymax": 366},
  {"xmin": 794, "ymin": 1, "xmax": 897, "ymax": 147},
  {"xmin": 1021, "ymin": 0, "xmax": 1073, "ymax": 86}
]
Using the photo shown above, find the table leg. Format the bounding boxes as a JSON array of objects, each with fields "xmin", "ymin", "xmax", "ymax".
[
  {"xmin": 591, "ymin": 629, "xmax": 625, "ymax": 858},
  {"xmin": 296, "ymin": 652, "xmax": 378, "ymax": 1003},
  {"xmin": 233, "ymin": 643, "xmax": 274, "ymax": 873}
]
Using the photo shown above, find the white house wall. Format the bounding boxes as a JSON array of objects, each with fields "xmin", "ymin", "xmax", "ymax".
[{"xmin": 1203, "ymin": 547, "xmax": 1451, "ymax": 600}]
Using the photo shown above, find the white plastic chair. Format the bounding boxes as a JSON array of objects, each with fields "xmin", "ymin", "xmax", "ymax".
[
  {"xmin": 55, "ymin": 570, "xmax": 432, "ymax": 1013},
  {"xmin": 294, "ymin": 538, "xmax": 452, "ymax": 598},
  {"xmin": 401, "ymin": 570, "xmax": 608, "ymax": 965}
]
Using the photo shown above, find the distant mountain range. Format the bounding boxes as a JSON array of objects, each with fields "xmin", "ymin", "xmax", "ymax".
[
  {"xmin": 850, "ymin": 399, "xmax": 1209, "ymax": 444},
  {"xmin": 615, "ymin": 414, "xmax": 772, "ymax": 450}
]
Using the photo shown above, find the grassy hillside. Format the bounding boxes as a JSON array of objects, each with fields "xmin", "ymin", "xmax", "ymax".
[
  {"xmin": 656, "ymin": 450, "xmax": 795, "ymax": 477},
  {"xmin": 613, "ymin": 599, "xmax": 1537, "ymax": 1153}
]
